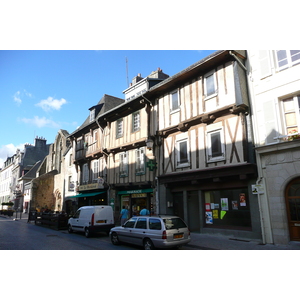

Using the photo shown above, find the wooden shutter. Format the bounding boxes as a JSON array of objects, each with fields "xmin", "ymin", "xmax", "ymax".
[{"xmin": 259, "ymin": 50, "xmax": 272, "ymax": 79}]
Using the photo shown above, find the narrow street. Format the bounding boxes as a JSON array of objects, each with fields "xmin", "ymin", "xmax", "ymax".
[{"xmin": 0, "ymin": 216, "xmax": 193, "ymax": 250}]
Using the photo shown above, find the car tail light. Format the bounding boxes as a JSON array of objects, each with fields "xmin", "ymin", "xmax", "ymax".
[
  {"xmin": 162, "ymin": 230, "xmax": 167, "ymax": 239},
  {"xmin": 91, "ymin": 213, "xmax": 94, "ymax": 226}
]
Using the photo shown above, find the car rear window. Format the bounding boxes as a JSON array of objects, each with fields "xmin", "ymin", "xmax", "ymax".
[{"xmin": 163, "ymin": 218, "xmax": 187, "ymax": 230}]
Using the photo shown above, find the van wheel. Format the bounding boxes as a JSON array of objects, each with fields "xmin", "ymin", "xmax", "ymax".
[
  {"xmin": 111, "ymin": 232, "xmax": 120, "ymax": 245},
  {"xmin": 143, "ymin": 238, "xmax": 154, "ymax": 250},
  {"xmin": 68, "ymin": 225, "xmax": 73, "ymax": 233},
  {"xmin": 85, "ymin": 228, "xmax": 90, "ymax": 238}
]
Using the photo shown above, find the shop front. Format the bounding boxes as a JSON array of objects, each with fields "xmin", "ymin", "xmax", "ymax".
[
  {"xmin": 158, "ymin": 164, "xmax": 262, "ymax": 240},
  {"xmin": 118, "ymin": 188, "xmax": 153, "ymax": 217},
  {"xmin": 66, "ymin": 191, "xmax": 107, "ymax": 214}
]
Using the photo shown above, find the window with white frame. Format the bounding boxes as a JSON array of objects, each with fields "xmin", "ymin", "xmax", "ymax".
[
  {"xmin": 204, "ymin": 71, "xmax": 217, "ymax": 98},
  {"xmin": 92, "ymin": 160, "xmax": 99, "ymax": 181},
  {"xmin": 89, "ymin": 108, "xmax": 95, "ymax": 122},
  {"xmin": 116, "ymin": 118, "xmax": 123, "ymax": 138},
  {"xmin": 136, "ymin": 147, "xmax": 145, "ymax": 175},
  {"xmin": 82, "ymin": 163, "xmax": 89, "ymax": 184},
  {"xmin": 170, "ymin": 90, "xmax": 180, "ymax": 112},
  {"xmin": 281, "ymin": 95, "xmax": 300, "ymax": 136},
  {"xmin": 207, "ymin": 128, "xmax": 225, "ymax": 162},
  {"xmin": 132, "ymin": 111, "xmax": 140, "ymax": 132},
  {"xmin": 120, "ymin": 152, "xmax": 128, "ymax": 177},
  {"xmin": 176, "ymin": 138, "xmax": 189, "ymax": 167},
  {"xmin": 275, "ymin": 50, "xmax": 300, "ymax": 71}
]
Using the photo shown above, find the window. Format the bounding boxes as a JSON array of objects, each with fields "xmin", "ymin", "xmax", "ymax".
[
  {"xmin": 92, "ymin": 160, "xmax": 99, "ymax": 181},
  {"xmin": 275, "ymin": 50, "xmax": 300, "ymax": 70},
  {"xmin": 132, "ymin": 111, "xmax": 140, "ymax": 132},
  {"xmin": 89, "ymin": 109, "xmax": 95, "ymax": 122},
  {"xmin": 120, "ymin": 152, "xmax": 128, "ymax": 177},
  {"xmin": 207, "ymin": 129, "xmax": 225, "ymax": 162},
  {"xmin": 149, "ymin": 218, "xmax": 162, "ymax": 230},
  {"xmin": 124, "ymin": 218, "xmax": 137, "ymax": 228},
  {"xmin": 176, "ymin": 138, "xmax": 189, "ymax": 167},
  {"xmin": 204, "ymin": 71, "xmax": 217, "ymax": 98},
  {"xmin": 282, "ymin": 95, "xmax": 300, "ymax": 136},
  {"xmin": 68, "ymin": 176, "xmax": 74, "ymax": 191},
  {"xmin": 116, "ymin": 118, "xmax": 123, "ymax": 138},
  {"xmin": 170, "ymin": 90, "xmax": 180, "ymax": 112},
  {"xmin": 136, "ymin": 147, "xmax": 145, "ymax": 175},
  {"xmin": 135, "ymin": 218, "xmax": 147, "ymax": 229},
  {"xmin": 82, "ymin": 163, "xmax": 89, "ymax": 184}
]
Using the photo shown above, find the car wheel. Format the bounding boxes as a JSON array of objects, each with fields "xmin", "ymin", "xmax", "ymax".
[
  {"xmin": 68, "ymin": 225, "xmax": 73, "ymax": 233},
  {"xmin": 143, "ymin": 238, "xmax": 155, "ymax": 250},
  {"xmin": 111, "ymin": 232, "xmax": 120, "ymax": 245},
  {"xmin": 85, "ymin": 227, "xmax": 90, "ymax": 238}
]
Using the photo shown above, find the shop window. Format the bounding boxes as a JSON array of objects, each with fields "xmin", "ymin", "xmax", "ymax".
[
  {"xmin": 204, "ymin": 188, "xmax": 251, "ymax": 229},
  {"xmin": 120, "ymin": 152, "xmax": 128, "ymax": 177},
  {"xmin": 206, "ymin": 128, "xmax": 225, "ymax": 162}
]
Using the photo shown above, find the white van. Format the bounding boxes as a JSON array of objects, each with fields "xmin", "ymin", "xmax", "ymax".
[{"xmin": 68, "ymin": 205, "xmax": 115, "ymax": 237}]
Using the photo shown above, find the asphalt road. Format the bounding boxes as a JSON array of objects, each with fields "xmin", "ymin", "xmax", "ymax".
[{"xmin": 0, "ymin": 217, "xmax": 192, "ymax": 250}]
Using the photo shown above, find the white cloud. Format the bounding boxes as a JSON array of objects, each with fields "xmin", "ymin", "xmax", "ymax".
[
  {"xmin": 21, "ymin": 116, "xmax": 60, "ymax": 128},
  {"xmin": 36, "ymin": 97, "xmax": 67, "ymax": 112},
  {"xmin": 0, "ymin": 143, "xmax": 25, "ymax": 169},
  {"xmin": 13, "ymin": 91, "xmax": 22, "ymax": 105}
]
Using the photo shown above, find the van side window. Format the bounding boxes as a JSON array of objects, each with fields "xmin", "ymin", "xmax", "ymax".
[
  {"xmin": 135, "ymin": 218, "xmax": 147, "ymax": 229},
  {"xmin": 74, "ymin": 210, "xmax": 81, "ymax": 218},
  {"xmin": 149, "ymin": 218, "xmax": 162, "ymax": 230},
  {"xmin": 124, "ymin": 218, "xmax": 137, "ymax": 228}
]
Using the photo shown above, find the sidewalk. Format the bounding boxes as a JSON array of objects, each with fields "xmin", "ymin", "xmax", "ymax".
[
  {"xmin": 187, "ymin": 232, "xmax": 300, "ymax": 250},
  {"xmin": 2, "ymin": 213, "xmax": 300, "ymax": 250}
]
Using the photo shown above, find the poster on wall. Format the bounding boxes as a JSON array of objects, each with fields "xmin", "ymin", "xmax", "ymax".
[
  {"xmin": 213, "ymin": 210, "xmax": 219, "ymax": 219},
  {"xmin": 239, "ymin": 193, "xmax": 246, "ymax": 207},
  {"xmin": 221, "ymin": 198, "xmax": 228, "ymax": 211},
  {"xmin": 205, "ymin": 203, "xmax": 211, "ymax": 211},
  {"xmin": 232, "ymin": 201, "xmax": 238, "ymax": 210},
  {"xmin": 205, "ymin": 212, "xmax": 213, "ymax": 224}
]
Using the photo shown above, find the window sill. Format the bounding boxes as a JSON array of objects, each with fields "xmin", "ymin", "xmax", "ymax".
[
  {"xmin": 176, "ymin": 162, "xmax": 190, "ymax": 169},
  {"xmin": 170, "ymin": 108, "xmax": 180, "ymax": 114},
  {"xmin": 204, "ymin": 93, "xmax": 217, "ymax": 101}
]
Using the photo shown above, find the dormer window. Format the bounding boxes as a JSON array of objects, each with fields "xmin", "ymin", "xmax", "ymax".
[{"xmin": 90, "ymin": 109, "xmax": 95, "ymax": 122}]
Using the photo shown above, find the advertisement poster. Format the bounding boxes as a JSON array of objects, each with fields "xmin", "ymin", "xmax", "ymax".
[
  {"xmin": 213, "ymin": 210, "xmax": 219, "ymax": 219},
  {"xmin": 239, "ymin": 193, "xmax": 246, "ymax": 206},
  {"xmin": 205, "ymin": 203, "xmax": 211, "ymax": 211},
  {"xmin": 221, "ymin": 198, "xmax": 228, "ymax": 211},
  {"xmin": 232, "ymin": 201, "xmax": 238, "ymax": 210},
  {"xmin": 205, "ymin": 212, "xmax": 213, "ymax": 224}
]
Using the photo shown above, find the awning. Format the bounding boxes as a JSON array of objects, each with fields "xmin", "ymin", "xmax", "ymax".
[{"xmin": 68, "ymin": 191, "xmax": 105, "ymax": 198}]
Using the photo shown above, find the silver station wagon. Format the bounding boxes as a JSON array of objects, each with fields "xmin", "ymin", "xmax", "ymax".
[{"xmin": 110, "ymin": 215, "xmax": 191, "ymax": 249}]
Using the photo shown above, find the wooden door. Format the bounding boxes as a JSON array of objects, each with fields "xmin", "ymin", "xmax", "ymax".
[{"xmin": 285, "ymin": 178, "xmax": 300, "ymax": 241}]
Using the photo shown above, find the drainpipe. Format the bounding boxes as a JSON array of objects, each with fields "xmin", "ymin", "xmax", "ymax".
[
  {"xmin": 256, "ymin": 177, "xmax": 266, "ymax": 244},
  {"xmin": 229, "ymin": 51, "xmax": 247, "ymax": 71}
]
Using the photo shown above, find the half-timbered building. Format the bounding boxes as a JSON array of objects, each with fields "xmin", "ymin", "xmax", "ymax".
[{"xmin": 147, "ymin": 51, "xmax": 261, "ymax": 239}]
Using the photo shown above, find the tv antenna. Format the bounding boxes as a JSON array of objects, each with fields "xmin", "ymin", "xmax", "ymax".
[{"xmin": 126, "ymin": 57, "xmax": 129, "ymax": 87}]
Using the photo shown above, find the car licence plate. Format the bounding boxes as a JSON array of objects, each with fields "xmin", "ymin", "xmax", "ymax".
[
  {"xmin": 174, "ymin": 233, "xmax": 184, "ymax": 239},
  {"xmin": 96, "ymin": 220, "xmax": 106, "ymax": 223}
]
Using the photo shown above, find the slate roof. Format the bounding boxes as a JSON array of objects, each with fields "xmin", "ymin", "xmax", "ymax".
[{"xmin": 69, "ymin": 94, "xmax": 124, "ymax": 137}]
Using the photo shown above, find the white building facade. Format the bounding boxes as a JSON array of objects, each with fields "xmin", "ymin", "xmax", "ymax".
[{"xmin": 247, "ymin": 50, "xmax": 300, "ymax": 244}]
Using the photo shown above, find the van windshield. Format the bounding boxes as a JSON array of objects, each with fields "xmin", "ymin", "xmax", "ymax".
[{"xmin": 163, "ymin": 218, "xmax": 187, "ymax": 230}]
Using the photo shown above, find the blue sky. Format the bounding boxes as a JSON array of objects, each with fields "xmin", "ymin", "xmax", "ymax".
[{"xmin": 0, "ymin": 50, "xmax": 216, "ymax": 168}]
